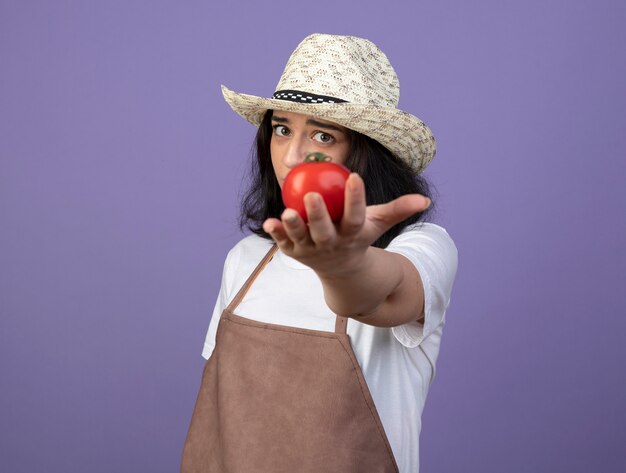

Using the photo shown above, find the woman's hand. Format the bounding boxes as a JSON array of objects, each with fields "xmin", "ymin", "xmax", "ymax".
[{"xmin": 262, "ymin": 173, "xmax": 431, "ymax": 279}]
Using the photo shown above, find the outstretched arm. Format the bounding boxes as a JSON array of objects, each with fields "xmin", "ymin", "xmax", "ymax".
[{"xmin": 262, "ymin": 173, "xmax": 430, "ymax": 327}]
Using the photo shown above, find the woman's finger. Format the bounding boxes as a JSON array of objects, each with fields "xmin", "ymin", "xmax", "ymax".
[
  {"xmin": 391, "ymin": 194, "xmax": 431, "ymax": 221},
  {"xmin": 281, "ymin": 208, "xmax": 312, "ymax": 247},
  {"xmin": 365, "ymin": 194, "xmax": 431, "ymax": 237},
  {"xmin": 304, "ymin": 192, "xmax": 337, "ymax": 247},
  {"xmin": 339, "ymin": 173, "xmax": 366, "ymax": 237},
  {"xmin": 262, "ymin": 218, "xmax": 294, "ymax": 253}
]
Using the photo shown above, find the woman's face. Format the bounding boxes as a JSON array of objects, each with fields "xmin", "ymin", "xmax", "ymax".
[{"xmin": 269, "ymin": 111, "xmax": 351, "ymax": 188}]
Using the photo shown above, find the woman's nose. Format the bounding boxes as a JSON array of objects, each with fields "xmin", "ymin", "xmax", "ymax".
[{"xmin": 283, "ymin": 136, "xmax": 310, "ymax": 168}]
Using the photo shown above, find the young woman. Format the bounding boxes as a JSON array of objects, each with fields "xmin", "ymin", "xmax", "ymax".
[{"xmin": 182, "ymin": 34, "xmax": 458, "ymax": 473}]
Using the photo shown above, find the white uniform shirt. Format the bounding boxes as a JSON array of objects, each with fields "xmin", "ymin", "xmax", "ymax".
[{"xmin": 202, "ymin": 222, "xmax": 458, "ymax": 473}]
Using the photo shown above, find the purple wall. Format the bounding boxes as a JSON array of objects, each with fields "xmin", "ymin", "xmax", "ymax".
[{"xmin": 1, "ymin": 1, "xmax": 625, "ymax": 471}]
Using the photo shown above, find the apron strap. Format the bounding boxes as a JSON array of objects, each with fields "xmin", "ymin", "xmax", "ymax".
[
  {"xmin": 226, "ymin": 243, "xmax": 279, "ymax": 313},
  {"xmin": 225, "ymin": 243, "xmax": 349, "ymax": 335},
  {"xmin": 334, "ymin": 315, "xmax": 348, "ymax": 335}
]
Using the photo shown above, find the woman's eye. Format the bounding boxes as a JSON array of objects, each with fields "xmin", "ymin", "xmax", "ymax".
[
  {"xmin": 273, "ymin": 125, "xmax": 290, "ymax": 137},
  {"xmin": 313, "ymin": 132, "xmax": 334, "ymax": 143}
]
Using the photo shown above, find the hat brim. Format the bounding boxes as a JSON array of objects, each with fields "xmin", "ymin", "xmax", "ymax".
[{"xmin": 221, "ymin": 85, "xmax": 436, "ymax": 173}]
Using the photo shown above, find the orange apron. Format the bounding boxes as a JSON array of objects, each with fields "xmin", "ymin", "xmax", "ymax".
[{"xmin": 181, "ymin": 245, "xmax": 399, "ymax": 472}]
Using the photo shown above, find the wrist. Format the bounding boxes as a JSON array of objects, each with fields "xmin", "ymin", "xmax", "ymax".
[{"xmin": 315, "ymin": 247, "xmax": 375, "ymax": 281}]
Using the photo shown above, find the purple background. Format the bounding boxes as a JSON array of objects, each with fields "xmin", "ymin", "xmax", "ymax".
[{"xmin": 1, "ymin": 1, "xmax": 625, "ymax": 471}]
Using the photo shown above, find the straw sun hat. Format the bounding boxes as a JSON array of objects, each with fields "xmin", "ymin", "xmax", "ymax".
[{"xmin": 221, "ymin": 33, "xmax": 436, "ymax": 174}]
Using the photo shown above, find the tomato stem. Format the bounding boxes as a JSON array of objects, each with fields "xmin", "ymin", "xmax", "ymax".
[{"xmin": 305, "ymin": 152, "xmax": 331, "ymax": 163}]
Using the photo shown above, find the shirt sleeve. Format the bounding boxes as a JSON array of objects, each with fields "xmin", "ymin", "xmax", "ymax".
[
  {"xmin": 201, "ymin": 245, "xmax": 241, "ymax": 359},
  {"xmin": 385, "ymin": 223, "xmax": 459, "ymax": 348}
]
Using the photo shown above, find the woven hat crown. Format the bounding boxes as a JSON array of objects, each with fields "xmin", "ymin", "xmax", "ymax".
[{"xmin": 275, "ymin": 34, "xmax": 400, "ymax": 107}]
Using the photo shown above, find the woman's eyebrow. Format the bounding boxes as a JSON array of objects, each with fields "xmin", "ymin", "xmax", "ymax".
[
  {"xmin": 271, "ymin": 115, "xmax": 289, "ymax": 123},
  {"xmin": 305, "ymin": 118, "xmax": 345, "ymax": 132},
  {"xmin": 271, "ymin": 115, "xmax": 345, "ymax": 133}
]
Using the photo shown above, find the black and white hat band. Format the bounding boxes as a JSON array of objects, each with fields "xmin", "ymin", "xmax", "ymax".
[{"xmin": 272, "ymin": 90, "xmax": 348, "ymax": 104}]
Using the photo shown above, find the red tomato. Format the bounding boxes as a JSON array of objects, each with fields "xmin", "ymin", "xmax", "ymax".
[{"xmin": 282, "ymin": 153, "xmax": 351, "ymax": 223}]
